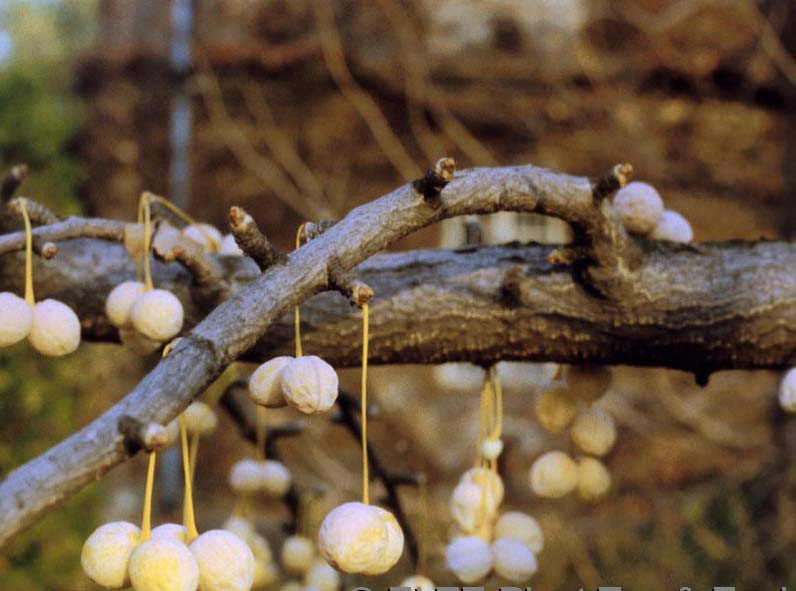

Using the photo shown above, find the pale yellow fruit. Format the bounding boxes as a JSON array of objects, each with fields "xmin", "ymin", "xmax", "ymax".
[
  {"xmin": 399, "ymin": 575, "xmax": 435, "ymax": 591},
  {"xmin": 28, "ymin": 299, "xmax": 81, "ymax": 356},
  {"xmin": 184, "ymin": 402, "xmax": 218, "ymax": 437},
  {"xmin": 106, "ymin": 281, "xmax": 146, "ymax": 328},
  {"xmin": 190, "ymin": 529, "xmax": 255, "ymax": 591},
  {"xmin": 494, "ymin": 512, "xmax": 544, "ymax": 553},
  {"xmin": 152, "ymin": 523, "xmax": 187, "ymax": 543},
  {"xmin": 576, "ymin": 457, "xmax": 611, "ymax": 502},
  {"xmin": 362, "ymin": 507, "xmax": 404, "ymax": 575},
  {"xmin": 131, "ymin": 289, "xmax": 184, "ymax": 342},
  {"xmin": 252, "ymin": 559, "xmax": 279, "ymax": 590},
  {"xmin": 280, "ymin": 356, "xmax": 339, "ymax": 414},
  {"xmin": 612, "ymin": 181, "xmax": 664, "ymax": 235},
  {"xmin": 279, "ymin": 581, "xmax": 303, "ymax": 591},
  {"xmin": 281, "ymin": 535, "xmax": 315, "ymax": 575},
  {"xmin": 460, "ymin": 467, "xmax": 504, "ymax": 505},
  {"xmin": 248, "ymin": 532, "xmax": 273, "ymax": 562},
  {"xmin": 81, "ymin": 521, "xmax": 140, "ymax": 589},
  {"xmin": 262, "ymin": 460, "xmax": 292, "ymax": 497},
  {"xmin": 779, "ymin": 367, "xmax": 796, "ymax": 413},
  {"xmin": 183, "ymin": 224, "xmax": 222, "ymax": 253},
  {"xmin": 0, "ymin": 292, "xmax": 32, "ymax": 346},
  {"xmin": 534, "ymin": 386, "xmax": 578, "ymax": 433},
  {"xmin": 449, "ymin": 480, "xmax": 499, "ymax": 534},
  {"xmin": 119, "ymin": 326, "xmax": 163, "ymax": 355},
  {"xmin": 445, "ymin": 535, "xmax": 493, "ymax": 584},
  {"xmin": 571, "ymin": 407, "xmax": 617, "ymax": 456},
  {"xmin": 305, "ymin": 560, "xmax": 340, "ymax": 591},
  {"xmin": 491, "ymin": 537, "xmax": 538, "ymax": 583},
  {"xmin": 481, "ymin": 438, "xmax": 504, "ymax": 460},
  {"xmin": 651, "ymin": 209, "xmax": 693, "ymax": 243},
  {"xmin": 220, "ymin": 234, "xmax": 244, "ymax": 256},
  {"xmin": 565, "ymin": 365, "xmax": 612, "ymax": 402},
  {"xmin": 529, "ymin": 450, "xmax": 578, "ymax": 498},
  {"xmin": 229, "ymin": 459, "xmax": 266, "ymax": 494},
  {"xmin": 318, "ymin": 502, "xmax": 388, "ymax": 574},
  {"xmin": 223, "ymin": 516, "xmax": 254, "ymax": 542},
  {"xmin": 249, "ymin": 357, "xmax": 292, "ymax": 407},
  {"xmin": 128, "ymin": 537, "xmax": 199, "ymax": 591}
]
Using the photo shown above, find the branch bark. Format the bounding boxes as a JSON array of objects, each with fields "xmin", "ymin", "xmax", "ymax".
[{"xmin": 0, "ymin": 163, "xmax": 791, "ymax": 547}]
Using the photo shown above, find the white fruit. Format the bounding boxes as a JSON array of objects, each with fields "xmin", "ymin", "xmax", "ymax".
[
  {"xmin": 0, "ymin": 292, "xmax": 32, "ymax": 346},
  {"xmin": 183, "ymin": 224, "xmax": 222, "ymax": 253},
  {"xmin": 252, "ymin": 559, "xmax": 279, "ymax": 589},
  {"xmin": 651, "ymin": 210, "xmax": 693, "ymax": 243},
  {"xmin": 262, "ymin": 460, "xmax": 292, "ymax": 497},
  {"xmin": 281, "ymin": 356, "xmax": 339, "ymax": 414},
  {"xmin": 571, "ymin": 408, "xmax": 617, "ymax": 456},
  {"xmin": 445, "ymin": 535, "xmax": 493, "ymax": 584},
  {"xmin": 190, "ymin": 529, "xmax": 255, "ymax": 591},
  {"xmin": 281, "ymin": 535, "xmax": 315, "ymax": 575},
  {"xmin": 481, "ymin": 438, "xmax": 504, "ymax": 460},
  {"xmin": 220, "ymin": 234, "xmax": 244, "ymax": 256},
  {"xmin": 362, "ymin": 507, "xmax": 404, "ymax": 575},
  {"xmin": 318, "ymin": 502, "xmax": 388, "ymax": 574},
  {"xmin": 491, "ymin": 537, "xmax": 538, "ymax": 583},
  {"xmin": 613, "ymin": 181, "xmax": 664, "ymax": 235},
  {"xmin": 576, "ymin": 457, "xmax": 611, "ymax": 502},
  {"xmin": 128, "ymin": 537, "xmax": 199, "ymax": 591},
  {"xmin": 494, "ymin": 512, "xmax": 544, "ymax": 553},
  {"xmin": 29, "ymin": 299, "xmax": 81, "ymax": 356},
  {"xmin": 223, "ymin": 516, "xmax": 254, "ymax": 542},
  {"xmin": 779, "ymin": 367, "xmax": 796, "ymax": 413},
  {"xmin": 449, "ymin": 480, "xmax": 499, "ymax": 534},
  {"xmin": 399, "ymin": 575, "xmax": 435, "ymax": 591},
  {"xmin": 81, "ymin": 521, "xmax": 140, "ymax": 589},
  {"xmin": 565, "ymin": 365, "xmax": 612, "ymax": 402},
  {"xmin": 152, "ymin": 523, "xmax": 188, "ymax": 543},
  {"xmin": 184, "ymin": 402, "xmax": 218, "ymax": 437},
  {"xmin": 534, "ymin": 387, "xmax": 579, "ymax": 433},
  {"xmin": 131, "ymin": 289, "xmax": 184, "ymax": 341},
  {"xmin": 119, "ymin": 326, "xmax": 163, "ymax": 355},
  {"xmin": 460, "ymin": 467, "xmax": 504, "ymax": 505},
  {"xmin": 306, "ymin": 560, "xmax": 340, "ymax": 591},
  {"xmin": 229, "ymin": 459, "xmax": 266, "ymax": 494},
  {"xmin": 529, "ymin": 451, "xmax": 578, "ymax": 498},
  {"xmin": 106, "ymin": 281, "xmax": 146, "ymax": 328},
  {"xmin": 249, "ymin": 357, "xmax": 292, "ymax": 407}
]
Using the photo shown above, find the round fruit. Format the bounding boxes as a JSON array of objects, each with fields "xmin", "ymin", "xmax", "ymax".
[
  {"xmin": 491, "ymin": 537, "xmax": 538, "ymax": 583},
  {"xmin": 576, "ymin": 457, "xmax": 611, "ymax": 502},
  {"xmin": 651, "ymin": 210, "xmax": 693, "ymax": 243},
  {"xmin": 81, "ymin": 521, "xmax": 140, "ymax": 589},
  {"xmin": 445, "ymin": 535, "xmax": 493, "ymax": 584},
  {"xmin": 494, "ymin": 512, "xmax": 544, "ymax": 553},
  {"xmin": 529, "ymin": 450, "xmax": 578, "ymax": 498},
  {"xmin": 190, "ymin": 529, "xmax": 255, "ymax": 591},
  {"xmin": 131, "ymin": 289, "xmax": 184, "ymax": 342},
  {"xmin": 281, "ymin": 356, "xmax": 339, "ymax": 414},
  {"xmin": 0, "ymin": 292, "xmax": 32, "ymax": 346},
  {"xmin": 106, "ymin": 281, "xmax": 146, "ymax": 328},
  {"xmin": 613, "ymin": 181, "xmax": 664, "ymax": 235},
  {"xmin": 128, "ymin": 537, "xmax": 199, "ymax": 591},
  {"xmin": 571, "ymin": 407, "xmax": 617, "ymax": 456},
  {"xmin": 318, "ymin": 502, "xmax": 388, "ymax": 574},
  {"xmin": 249, "ymin": 357, "xmax": 292, "ymax": 408},
  {"xmin": 29, "ymin": 299, "xmax": 81, "ymax": 356},
  {"xmin": 281, "ymin": 535, "xmax": 315, "ymax": 575}
]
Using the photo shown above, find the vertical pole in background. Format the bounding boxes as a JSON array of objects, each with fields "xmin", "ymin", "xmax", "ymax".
[{"xmin": 169, "ymin": 0, "xmax": 193, "ymax": 210}]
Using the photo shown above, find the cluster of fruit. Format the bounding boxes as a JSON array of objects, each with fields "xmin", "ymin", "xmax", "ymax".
[
  {"xmin": 612, "ymin": 181, "xmax": 693, "ymax": 243},
  {"xmin": 530, "ymin": 365, "xmax": 616, "ymax": 501}
]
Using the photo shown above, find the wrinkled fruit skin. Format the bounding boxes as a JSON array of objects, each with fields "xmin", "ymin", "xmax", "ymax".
[
  {"xmin": 130, "ymin": 289, "xmax": 184, "ymax": 342},
  {"xmin": 28, "ymin": 299, "xmax": 81, "ymax": 356},
  {"xmin": 362, "ymin": 507, "xmax": 404, "ymax": 575},
  {"xmin": 280, "ymin": 356, "xmax": 339, "ymax": 414},
  {"xmin": 0, "ymin": 292, "xmax": 32, "ymax": 347},
  {"xmin": 128, "ymin": 537, "xmax": 199, "ymax": 591},
  {"xmin": 81, "ymin": 521, "xmax": 140, "ymax": 589},
  {"xmin": 151, "ymin": 523, "xmax": 187, "ymax": 543},
  {"xmin": 189, "ymin": 530, "xmax": 255, "ymax": 591},
  {"xmin": 318, "ymin": 502, "xmax": 388, "ymax": 574},
  {"xmin": 106, "ymin": 281, "xmax": 146, "ymax": 328},
  {"xmin": 249, "ymin": 356, "xmax": 292, "ymax": 407}
]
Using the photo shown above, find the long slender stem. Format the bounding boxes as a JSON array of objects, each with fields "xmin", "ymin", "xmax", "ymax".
[
  {"xmin": 179, "ymin": 415, "xmax": 199, "ymax": 542},
  {"xmin": 294, "ymin": 223, "xmax": 306, "ymax": 358},
  {"xmin": 255, "ymin": 406, "xmax": 267, "ymax": 461},
  {"xmin": 19, "ymin": 199, "xmax": 34, "ymax": 305},
  {"xmin": 142, "ymin": 195, "xmax": 154, "ymax": 291},
  {"xmin": 140, "ymin": 452, "xmax": 157, "ymax": 542},
  {"xmin": 361, "ymin": 302, "xmax": 370, "ymax": 505}
]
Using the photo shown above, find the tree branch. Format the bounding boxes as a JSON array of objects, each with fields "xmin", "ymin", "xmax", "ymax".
[{"xmin": 0, "ymin": 162, "xmax": 787, "ymax": 546}]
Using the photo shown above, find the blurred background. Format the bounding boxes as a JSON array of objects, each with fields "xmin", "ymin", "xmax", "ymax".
[{"xmin": 1, "ymin": 0, "xmax": 796, "ymax": 588}]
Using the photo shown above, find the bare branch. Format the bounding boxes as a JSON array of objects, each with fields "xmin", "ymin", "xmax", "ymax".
[
  {"xmin": 0, "ymin": 164, "xmax": 28, "ymax": 202},
  {"xmin": 228, "ymin": 206, "xmax": 286, "ymax": 271},
  {"xmin": 413, "ymin": 157, "xmax": 457, "ymax": 201},
  {"xmin": 328, "ymin": 258, "xmax": 374, "ymax": 307},
  {"xmin": 0, "ymin": 217, "xmax": 126, "ymax": 257},
  {"xmin": 117, "ymin": 415, "xmax": 169, "ymax": 454}
]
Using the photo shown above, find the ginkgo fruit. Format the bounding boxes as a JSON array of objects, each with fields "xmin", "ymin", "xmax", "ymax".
[
  {"xmin": 281, "ymin": 356, "xmax": 339, "ymax": 414},
  {"xmin": 189, "ymin": 529, "xmax": 255, "ymax": 591},
  {"xmin": 249, "ymin": 356, "xmax": 292, "ymax": 408},
  {"xmin": 491, "ymin": 537, "xmax": 538, "ymax": 583},
  {"xmin": 128, "ymin": 537, "xmax": 199, "ymax": 591},
  {"xmin": 28, "ymin": 299, "xmax": 81, "ymax": 356},
  {"xmin": 0, "ymin": 292, "xmax": 32, "ymax": 347},
  {"xmin": 529, "ymin": 450, "xmax": 578, "ymax": 498},
  {"xmin": 105, "ymin": 281, "xmax": 146, "ymax": 328},
  {"xmin": 81, "ymin": 521, "xmax": 140, "ymax": 589},
  {"xmin": 445, "ymin": 535, "xmax": 493, "ymax": 584},
  {"xmin": 130, "ymin": 289, "xmax": 184, "ymax": 342}
]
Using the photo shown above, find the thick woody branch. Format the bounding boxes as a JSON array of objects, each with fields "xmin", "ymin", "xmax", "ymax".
[
  {"xmin": 0, "ymin": 216, "xmax": 126, "ymax": 256},
  {"xmin": 0, "ymin": 162, "xmax": 780, "ymax": 546},
  {"xmin": 8, "ymin": 197, "xmax": 60, "ymax": 226},
  {"xmin": 301, "ymin": 220, "xmax": 337, "ymax": 242},
  {"xmin": 328, "ymin": 258, "xmax": 374, "ymax": 307},
  {"xmin": 228, "ymin": 206, "xmax": 286, "ymax": 271}
]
